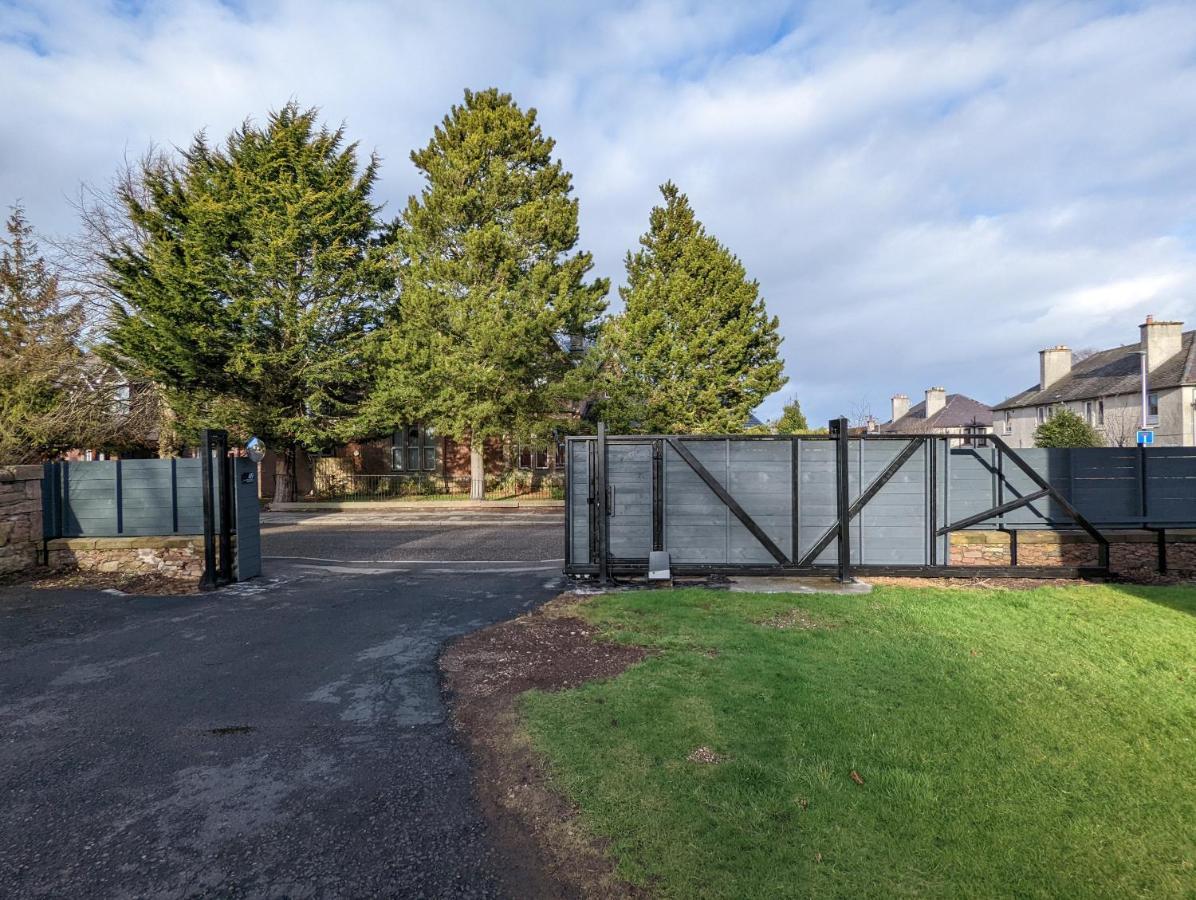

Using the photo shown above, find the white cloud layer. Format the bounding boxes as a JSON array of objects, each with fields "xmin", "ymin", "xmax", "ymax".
[{"xmin": 3, "ymin": 0, "xmax": 1196, "ymax": 423}]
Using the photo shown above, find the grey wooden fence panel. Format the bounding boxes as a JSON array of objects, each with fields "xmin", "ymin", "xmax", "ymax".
[
  {"xmin": 858, "ymin": 441, "xmax": 927, "ymax": 564},
  {"xmin": 55, "ymin": 458, "xmax": 214, "ymax": 537},
  {"xmin": 175, "ymin": 460, "xmax": 206, "ymax": 533},
  {"xmin": 568, "ymin": 441, "xmax": 591, "ymax": 564},
  {"xmin": 727, "ymin": 439, "xmax": 791, "ymax": 563},
  {"xmin": 998, "ymin": 449, "xmax": 1068, "ymax": 526},
  {"xmin": 945, "ymin": 448, "xmax": 997, "ymax": 526},
  {"xmin": 117, "ymin": 460, "xmax": 177, "ymax": 536},
  {"xmin": 1145, "ymin": 447, "xmax": 1196, "ymax": 521},
  {"xmin": 607, "ymin": 443, "xmax": 652, "ymax": 559},
  {"xmin": 665, "ymin": 440, "xmax": 729, "ymax": 564},
  {"xmin": 61, "ymin": 462, "xmax": 117, "ymax": 537},
  {"xmin": 797, "ymin": 440, "xmax": 837, "ymax": 565},
  {"xmin": 1069, "ymin": 448, "xmax": 1139, "ymax": 523}
]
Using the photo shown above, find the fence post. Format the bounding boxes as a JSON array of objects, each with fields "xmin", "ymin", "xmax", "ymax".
[
  {"xmin": 199, "ymin": 430, "xmax": 217, "ymax": 591},
  {"xmin": 830, "ymin": 417, "xmax": 852, "ymax": 582},
  {"xmin": 596, "ymin": 421, "xmax": 610, "ymax": 585},
  {"xmin": 218, "ymin": 437, "xmax": 233, "ymax": 586}
]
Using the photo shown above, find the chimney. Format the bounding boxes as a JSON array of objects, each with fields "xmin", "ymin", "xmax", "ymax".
[
  {"xmin": 890, "ymin": 394, "xmax": 910, "ymax": 422},
  {"xmin": 925, "ymin": 387, "xmax": 946, "ymax": 417},
  {"xmin": 1140, "ymin": 315, "xmax": 1183, "ymax": 372},
  {"xmin": 1039, "ymin": 345, "xmax": 1072, "ymax": 389}
]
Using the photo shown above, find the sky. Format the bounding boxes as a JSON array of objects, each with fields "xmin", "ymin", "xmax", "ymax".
[{"xmin": 3, "ymin": 0, "xmax": 1196, "ymax": 425}]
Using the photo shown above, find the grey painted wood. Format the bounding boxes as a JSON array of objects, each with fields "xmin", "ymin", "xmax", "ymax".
[
  {"xmin": 608, "ymin": 442, "xmax": 652, "ymax": 558},
  {"xmin": 568, "ymin": 441, "xmax": 591, "ymax": 565},
  {"xmin": 233, "ymin": 459, "xmax": 262, "ymax": 580}
]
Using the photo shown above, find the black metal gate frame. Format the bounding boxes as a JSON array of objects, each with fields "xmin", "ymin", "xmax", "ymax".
[{"xmin": 567, "ymin": 418, "xmax": 1111, "ymax": 581}]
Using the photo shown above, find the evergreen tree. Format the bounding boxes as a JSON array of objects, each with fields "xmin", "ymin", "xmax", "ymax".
[
  {"xmin": 0, "ymin": 206, "xmax": 95, "ymax": 463},
  {"xmin": 102, "ymin": 103, "xmax": 392, "ymax": 499},
  {"xmin": 368, "ymin": 88, "xmax": 608, "ymax": 499},
  {"xmin": 773, "ymin": 396, "xmax": 809, "ymax": 434},
  {"xmin": 599, "ymin": 182, "xmax": 786, "ymax": 433},
  {"xmin": 1034, "ymin": 406, "xmax": 1103, "ymax": 448}
]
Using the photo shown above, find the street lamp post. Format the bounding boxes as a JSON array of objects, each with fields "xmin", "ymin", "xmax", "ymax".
[{"xmin": 1137, "ymin": 350, "xmax": 1149, "ymax": 431}]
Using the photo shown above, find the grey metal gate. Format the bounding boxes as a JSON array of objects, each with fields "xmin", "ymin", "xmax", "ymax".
[{"xmin": 565, "ymin": 419, "xmax": 1133, "ymax": 580}]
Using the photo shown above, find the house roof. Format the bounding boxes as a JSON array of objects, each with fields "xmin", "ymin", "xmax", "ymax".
[
  {"xmin": 992, "ymin": 331, "xmax": 1196, "ymax": 410},
  {"xmin": 879, "ymin": 394, "xmax": 993, "ymax": 432}
]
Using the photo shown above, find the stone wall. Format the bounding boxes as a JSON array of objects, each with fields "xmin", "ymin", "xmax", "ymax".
[
  {"xmin": 2, "ymin": 466, "xmax": 204, "ymax": 583},
  {"xmin": 950, "ymin": 530, "xmax": 1196, "ymax": 577},
  {"xmin": 45, "ymin": 537, "xmax": 205, "ymax": 582},
  {"xmin": 0, "ymin": 465, "xmax": 45, "ymax": 576}
]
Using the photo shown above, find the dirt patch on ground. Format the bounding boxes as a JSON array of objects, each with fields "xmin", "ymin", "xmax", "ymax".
[
  {"xmin": 760, "ymin": 607, "xmax": 832, "ymax": 630},
  {"xmin": 686, "ymin": 746, "xmax": 727, "ymax": 765},
  {"xmin": 441, "ymin": 594, "xmax": 651, "ymax": 900},
  {"xmin": 0, "ymin": 569, "xmax": 198, "ymax": 595}
]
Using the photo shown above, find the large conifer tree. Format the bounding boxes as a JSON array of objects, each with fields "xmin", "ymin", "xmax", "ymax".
[
  {"xmin": 102, "ymin": 104, "xmax": 392, "ymax": 499},
  {"xmin": 369, "ymin": 88, "xmax": 608, "ymax": 499},
  {"xmin": 0, "ymin": 206, "xmax": 89, "ymax": 463},
  {"xmin": 600, "ymin": 182, "xmax": 786, "ymax": 433}
]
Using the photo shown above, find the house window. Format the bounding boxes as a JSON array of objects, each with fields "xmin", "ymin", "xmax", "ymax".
[
  {"xmin": 1147, "ymin": 392, "xmax": 1159, "ymax": 425},
  {"xmin": 1084, "ymin": 401, "xmax": 1095, "ymax": 425},
  {"xmin": 962, "ymin": 426, "xmax": 988, "ymax": 448},
  {"xmin": 518, "ymin": 441, "xmax": 567, "ymax": 470},
  {"xmin": 392, "ymin": 425, "xmax": 438, "ymax": 471},
  {"xmin": 1002, "ymin": 411, "xmax": 1013, "ymax": 435},
  {"xmin": 1097, "ymin": 399, "xmax": 1105, "ymax": 426},
  {"xmin": 1036, "ymin": 406, "xmax": 1050, "ymax": 425},
  {"xmin": 518, "ymin": 445, "xmax": 549, "ymax": 470}
]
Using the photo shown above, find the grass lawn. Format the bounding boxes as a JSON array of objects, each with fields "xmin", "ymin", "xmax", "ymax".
[{"xmin": 522, "ymin": 584, "xmax": 1196, "ymax": 899}]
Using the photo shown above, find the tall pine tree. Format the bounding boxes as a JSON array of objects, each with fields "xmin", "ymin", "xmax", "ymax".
[
  {"xmin": 368, "ymin": 88, "xmax": 608, "ymax": 499},
  {"xmin": 600, "ymin": 182, "xmax": 786, "ymax": 433},
  {"xmin": 102, "ymin": 103, "xmax": 392, "ymax": 499},
  {"xmin": 0, "ymin": 206, "xmax": 103, "ymax": 463},
  {"xmin": 773, "ymin": 396, "xmax": 809, "ymax": 433}
]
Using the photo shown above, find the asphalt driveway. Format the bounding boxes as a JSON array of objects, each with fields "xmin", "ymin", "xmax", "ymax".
[{"xmin": 0, "ymin": 511, "xmax": 565, "ymax": 898}]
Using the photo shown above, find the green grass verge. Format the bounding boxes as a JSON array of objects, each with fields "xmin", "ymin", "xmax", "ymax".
[{"xmin": 522, "ymin": 585, "xmax": 1196, "ymax": 899}]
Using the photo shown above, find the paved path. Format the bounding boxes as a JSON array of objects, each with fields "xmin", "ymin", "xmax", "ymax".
[{"xmin": 0, "ymin": 513, "xmax": 565, "ymax": 898}]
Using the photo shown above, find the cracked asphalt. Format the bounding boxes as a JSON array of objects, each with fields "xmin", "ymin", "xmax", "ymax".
[{"xmin": 0, "ymin": 510, "xmax": 565, "ymax": 898}]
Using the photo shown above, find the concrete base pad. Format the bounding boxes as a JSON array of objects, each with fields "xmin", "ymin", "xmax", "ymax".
[{"xmin": 727, "ymin": 576, "xmax": 873, "ymax": 595}]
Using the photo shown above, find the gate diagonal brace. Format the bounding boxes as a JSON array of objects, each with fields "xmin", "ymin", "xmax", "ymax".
[
  {"xmin": 797, "ymin": 438, "xmax": 923, "ymax": 568},
  {"xmin": 937, "ymin": 488, "xmax": 1051, "ymax": 535},
  {"xmin": 666, "ymin": 438, "xmax": 790, "ymax": 565},
  {"xmin": 987, "ymin": 435, "xmax": 1110, "ymax": 569}
]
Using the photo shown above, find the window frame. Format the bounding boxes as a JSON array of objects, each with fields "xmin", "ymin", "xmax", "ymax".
[
  {"xmin": 392, "ymin": 425, "xmax": 439, "ymax": 472},
  {"xmin": 1146, "ymin": 392, "xmax": 1160, "ymax": 425},
  {"xmin": 1002, "ymin": 410, "xmax": 1013, "ymax": 435}
]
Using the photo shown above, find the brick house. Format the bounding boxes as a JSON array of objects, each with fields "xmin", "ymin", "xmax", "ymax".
[{"xmin": 993, "ymin": 316, "xmax": 1196, "ymax": 448}]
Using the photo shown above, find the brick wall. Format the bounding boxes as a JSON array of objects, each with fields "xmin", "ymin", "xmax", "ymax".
[
  {"xmin": 950, "ymin": 530, "xmax": 1196, "ymax": 577},
  {"xmin": 0, "ymin": 465, "xmax": 44, "ymax": 576}
]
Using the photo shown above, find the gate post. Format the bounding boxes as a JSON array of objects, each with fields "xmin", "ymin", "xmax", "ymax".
[
  {"xmin": 198, "ymin": 428, "xmax": 233, "ymax": 591},
  {"xmin": 830, "ymin": 417, "xmax": 852, "ymax": 582},
  {"xmin": 199, "ymin": 429, "xmax": 218, "ymax": 591},
  {"xmin": 596, "ymin": 421, "xmax": 610, "ymax": 585}
]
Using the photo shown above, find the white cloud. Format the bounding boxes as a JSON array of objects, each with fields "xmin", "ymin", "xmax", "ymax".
[{"xmin": 2, "ymin": 0, "xmax": 1196, "ymax": 423}]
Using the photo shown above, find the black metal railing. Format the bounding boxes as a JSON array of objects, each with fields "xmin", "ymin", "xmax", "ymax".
[{"xmin": 310, "ymin": 471, "xmax": 565, "ymax": 502}]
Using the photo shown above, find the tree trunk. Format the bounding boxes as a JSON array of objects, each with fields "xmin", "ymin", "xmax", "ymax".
[
  {"xmin": 156, "ymin": 402, "xmax": 179, "ymax": 459},
  {"xmin": 276, "ymin": 445, "xmax": 297, "ymax": 503},
  {"xmin": 469, "ymin": 436, "xmax": 485, "ymax": 501}
]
